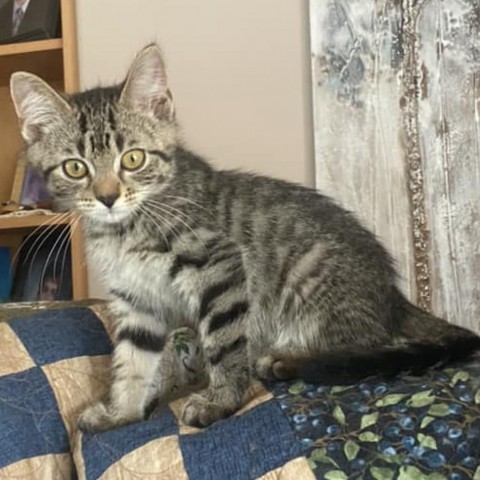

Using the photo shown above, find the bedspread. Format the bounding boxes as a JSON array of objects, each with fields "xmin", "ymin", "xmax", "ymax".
[{"xmin": 0, "ymin": 303, "xmax": 479, "ymax": 479}]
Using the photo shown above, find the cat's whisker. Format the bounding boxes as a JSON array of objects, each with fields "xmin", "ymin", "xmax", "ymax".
[
  {"xmin": 10, "ymin": 211, "xmax": 71, "ymax": 275},
  {"xmin": 142, "ymin": 203, "xmax": 185, "ymax": 246},
  {"xmin": 53, "ymin": 222, "xmax": 74, "ymax": 283},
  {"xmin": 26, "ymin": 213, "xmax": 72, "ymax": 281},
  {"xmin": 146, "ymin": 201, "xmax": 207, "ymax": 251},
  {"xmin": 162, "ymin": 195, "xmax": 211, "ymax": 216},
  {"xmin": 137, "ymin": 205, "xmax": 172, "ymax": 250},
  {"xmin": 39, "ymin": 222, "xmax": 73, "ymax": 299}
]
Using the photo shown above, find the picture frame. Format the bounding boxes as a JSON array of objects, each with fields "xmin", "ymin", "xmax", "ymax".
[
  {"xmin": 0, "ymin": 0, "xmax": 60, "ymax": 45},
  {"xmin": 9, "ymin": 154, "xmax": 53, "ymax": 209}
]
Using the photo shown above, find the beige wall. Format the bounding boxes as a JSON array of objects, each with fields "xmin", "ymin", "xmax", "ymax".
[{"xmin": 75, "ymin": 0, "xmax": 314, "ymax": 297}]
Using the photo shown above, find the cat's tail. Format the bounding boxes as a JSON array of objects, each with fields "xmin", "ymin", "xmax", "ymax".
[{"xmin": 258, "ymin": 292, "xmax": 480, "ymax": 384}]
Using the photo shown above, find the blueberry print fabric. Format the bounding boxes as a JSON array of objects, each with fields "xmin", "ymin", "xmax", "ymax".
[{"xmin": 270, "ymin": 356, "xmax": 480, "ymax": 480}]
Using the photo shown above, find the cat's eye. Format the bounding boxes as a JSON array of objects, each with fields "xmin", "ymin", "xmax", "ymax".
[
  {"xmin": 121, "ymin": 149, "xmax": 146, "ymax": 171},
  {"xmin": 63, "ymin": 159, "xmax": 88, "ymax": 179}
]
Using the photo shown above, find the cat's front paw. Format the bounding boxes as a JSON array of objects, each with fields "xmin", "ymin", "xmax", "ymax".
[
  {"xmin": 77, "ymin": 402, "xmax": 116, "ymax": 433},
  {"xmin": 181, "ymin": 394, "xmax": 230, "ymax": 428}
]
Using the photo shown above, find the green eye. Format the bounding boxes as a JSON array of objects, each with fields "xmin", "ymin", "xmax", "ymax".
[
  {"xmin": 63, "ymin": 159, "xmax": 88, "ymax": 179},
  {"xmin": 121, "ymin": 149, "xmax": 146, "ymax": 171}
]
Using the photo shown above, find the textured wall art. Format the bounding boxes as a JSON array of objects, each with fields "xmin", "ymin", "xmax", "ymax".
[{"xmin": 310, "ymin": 0, "xmax": 480, "ymax": 332}]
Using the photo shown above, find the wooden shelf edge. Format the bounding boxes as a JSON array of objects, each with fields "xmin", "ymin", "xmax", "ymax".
[
  {"xmin": 0, "ymin": 212, "xmax": 77, "ymax": 230},
  {"xmin": 0, "ymin": 38, "xmax": 63, "ymax": 57}
]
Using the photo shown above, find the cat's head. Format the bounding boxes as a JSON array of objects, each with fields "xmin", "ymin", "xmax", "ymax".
[{"xmin": 10, "ymin": 44, "xmax": 179, "ymax": 225}]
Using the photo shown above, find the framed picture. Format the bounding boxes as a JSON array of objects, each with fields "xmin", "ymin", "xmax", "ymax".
[
  {"xmin": 0, "ymin": 0, "xmax": 60, "ymax": 45},
  {"xmin": 10, "ymin": 229, "xmax": 72, "ymax": 301},
  {"xmin": 9, "ymin": 154, "xmax": 53, "ymax": 209}
]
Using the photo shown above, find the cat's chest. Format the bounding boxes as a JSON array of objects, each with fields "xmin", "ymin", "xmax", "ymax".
[{"xmin": 87, "ymin": 235, "xmax": 180, "ymax": 308}]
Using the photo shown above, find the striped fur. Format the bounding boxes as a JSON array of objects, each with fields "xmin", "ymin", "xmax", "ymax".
[{"xmin": 10, "ymin": 44, "xmax": 480, "ymax": 432}]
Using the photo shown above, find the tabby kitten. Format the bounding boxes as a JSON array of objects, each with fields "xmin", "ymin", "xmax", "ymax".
[{"xmin": 10, "ymin": 45, "xmax": 480, "ymax": 432}]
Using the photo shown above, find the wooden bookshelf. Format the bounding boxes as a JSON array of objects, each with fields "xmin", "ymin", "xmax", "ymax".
[
  {"xmin": 0, "ymin": 0, "xmax": 87, "ymax": 301},
  {"xmin": 0, "ymin": 38, "xmax": 63, "ymax": 56}
]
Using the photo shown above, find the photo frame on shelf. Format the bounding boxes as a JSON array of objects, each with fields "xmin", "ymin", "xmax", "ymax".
[
  {"xmin": 8, "ymin": 154, "xmax": 53, "ymax": 210},
  {"xmin": 0, "ymin": 0, "xmax": 60, "ymax": 45}
]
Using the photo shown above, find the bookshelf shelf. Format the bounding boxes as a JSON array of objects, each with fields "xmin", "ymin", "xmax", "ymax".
[{"xmin": 0, "ymin": 38, "xmax": 63, "ymax": 57}]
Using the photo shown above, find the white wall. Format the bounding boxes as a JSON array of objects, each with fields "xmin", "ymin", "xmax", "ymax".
[{"xmin": 75, "ymin": 0, "xmax": 314, "ymax": 298}]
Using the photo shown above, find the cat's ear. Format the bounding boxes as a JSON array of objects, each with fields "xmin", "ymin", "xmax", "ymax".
[
  {"xmin": 120, "ymin": 44, "xmax": 175, "ymax": 121},
  {"xmin": 10, "ymin": 72, "xmax": 71, "ymax": 144}
]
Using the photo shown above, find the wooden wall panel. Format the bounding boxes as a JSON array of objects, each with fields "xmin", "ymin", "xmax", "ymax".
[
  {"xmin": 309, "ymin": 1, "xmax": 416, "ymax": 298},
  {"xmin": 310, "ymin": 0, "xmax": 480, "ymax": 332},
  {"xmin": 417, "ymin": 1, "xmax": 480, "ymax": 332}
]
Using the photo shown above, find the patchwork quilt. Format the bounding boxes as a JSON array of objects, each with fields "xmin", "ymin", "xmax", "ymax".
[{"xmin": 0, "ymin": 303, "xmax": 479, "ymax": 479}]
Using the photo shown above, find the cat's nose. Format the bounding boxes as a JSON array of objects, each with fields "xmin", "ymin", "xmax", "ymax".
[{"xmin": 97, "ymin": 194, "xmax": 119, "ymax": 209}]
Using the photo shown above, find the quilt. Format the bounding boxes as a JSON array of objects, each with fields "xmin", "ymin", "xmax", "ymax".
[{"xmin": 0, "ymin": 304, "xmax": 479, "ymax": 479}]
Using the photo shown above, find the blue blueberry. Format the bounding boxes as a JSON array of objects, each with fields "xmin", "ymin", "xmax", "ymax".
[
  {"xmin": 432, "ymin": 420, "xmax": 448, "ymax": 434},
  {"xmin": 402, "ymin": 457, "xmax": 412, "ymax": 465},
  {"xmin": 385, "ymin": 425, "xmax": 401, "ymax": 437},
  {"xmin": 383, "ymin": 446, "xmax": 397, "ymax": 456},
  {"xmin": 449, "ymin": 473, "xmax": 462, "ymax": 480},
  {"xmin": 312, "ymin": 418, "xmax": 323, "ymax": 428},
  {"xmin": 436, "ymin": 373, "xmax": 449, "ymax": 382},
  {"xmin": 310, "ymin": 404, "xmax": 328, "ymax": 416},
  {"xmin": 448, "ymin": 428, "xmax": 462, "ymax": 439},
  {"xmin": 378, "ymin": 440, "xmax": 391, "ymax": 452},
  {"xmin": 466, "ymin": 426, "xmax": 480, "ymax": 440},
  {"xmin": 456, "ymin": 441, "xmax": 470, "ymax": 457},
  {"xmin": 399, "ymin": 416, "xmax": 415, "ymax": 429},
  {"xmin": 327, "ymin": 425, "xmax": 341, "ymax": 436},
  {"xmin": 393, "ymin": 404, "xmax": 408, "ymax": 414},
  {"xmin": 293, "ymin": 414, "xmax": 307, "ymax": 424},
  {"xmin": 460, "ymin": 457, "xmax": 476, "ymax": 468},
  {"xmin": 301, "ymin": 438, "xmax": 313, "ymax": 447},
  {"xmin": 412, "ymin": 446, "xmax": 426, "ymax": 458},
  {"xmin": 279, "ymin": 402, "xmax": 289, "ymax": 410},
  {"xmin": 374, "ymin": 384, "xmax": 387, "ymax": 395},
  {"xmin": 306, "ymin": 391, "xmax": 318, "ymax": 399},
  {"xmin": 326, "ymin": 441, "xmax": 342, "ymax": 453},
  {"xmin": 425, "ymin": 451, "xmax": 446, "ymax": 468},
  {"xmin": 295, "ymin": 423, "xmax": 308, "ymax": 432},
  {"xmin": 359, "ymin": 383, "xmax": 372, "ymax": 397},
  {"xmin": 449, "ymin": 404, "xmax": 462, "ymax": 415},
  {"xmin": 459, "ymin": 392, "xmax": 473, "ymax": 403},
  {"xmin": 350, "ymin": 402, "xmax": 369, "ymax": 413},
  {"xmin": 316, "ymin": 386, "xmax": 330, "ymax": 394},
  {"xmin": 401, "ymin": 436, "xmax": 416, "ymax": 451},
  {"xmin": 351, "ymin": 458, "xmax": 366, "ymax": 470}
]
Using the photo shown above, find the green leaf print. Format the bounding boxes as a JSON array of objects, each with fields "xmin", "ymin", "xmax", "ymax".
[
  {"xmin": 358, "ymin": 431, "xmax": 380, "ymax": 442},
  {"xmin": 360, "ymin": 412, "xmax": 379, "ymax": 430},
  {"xmin": 288, "ymin": 381, "xmax": 305, "ymax": 395},
  {"xmin": 417, "ymin": 433, "xmax": 437, "ymax": 450},
  {"xmin": 407, "ymin": 390, "xmax": 435, "ymax": 408},
  {"xmin": 450, "ymin": 371, "xmax": 470, "ymax": 387},
  {"xmin": 370, "ymin": 467, "xmax": 394, "ymax": 480},
  {"xmin": 344, "ymin": 440, "xmax": 360, "ymax": 461},
  {"xmin": 324, "ymin": 470, "xmax": 348, "ymax": 480},
  {"xmin": 427, "ymin": 403, "xmax": 450, "ymax": 417},
  {"xmin": 333, "ymin": 405, "xmax": 346, "ymax": 425},
  {"xmin": 398, "ymin": 465, "xmax": 429, "ymax": 480},
  {"xmin": 420, "ymin": 416, "xmax": 435, "ymax": 429},
  {"xmin": 375, "ymin": 394, "xmax": 408, "ymax": 407}
]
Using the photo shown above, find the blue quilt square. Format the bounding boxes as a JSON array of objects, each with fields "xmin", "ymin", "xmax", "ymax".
[
  {"xmin": 0, "ymin": 367, "xmax": 69, "ymax": 469},
  {"xmin": 82, "ymin": 406, "xmax": 179, "ymax": 480},
  {"xmin": 180, "ymin": 400, "xmax": 302, "ymax": 480},
  {"xmin": 9, "ymin": 307, "xmax": 112, "ymax": 366}
]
